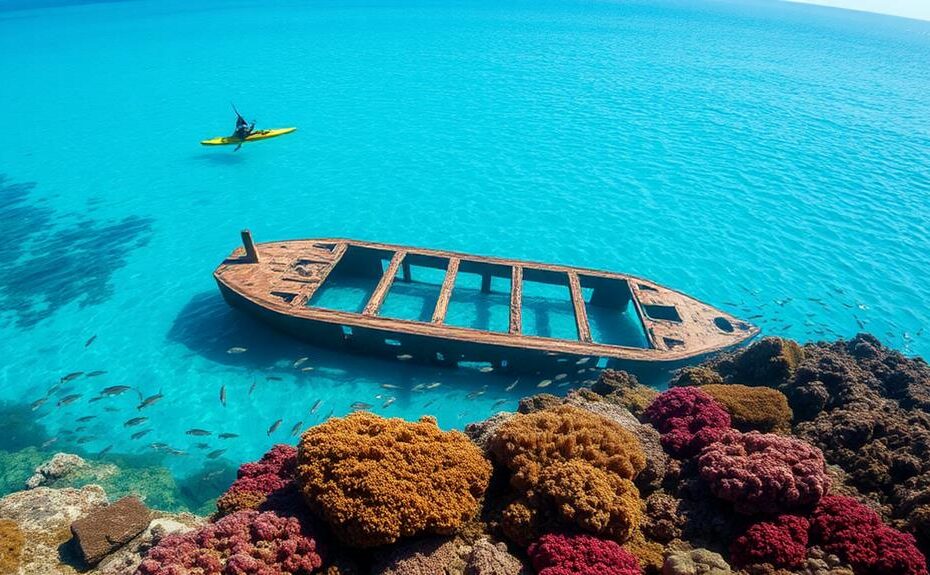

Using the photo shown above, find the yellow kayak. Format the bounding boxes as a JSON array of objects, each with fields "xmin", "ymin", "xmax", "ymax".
[{"xmin": 201, "ymin": 127, "xmax": 297, "ymax": 146}]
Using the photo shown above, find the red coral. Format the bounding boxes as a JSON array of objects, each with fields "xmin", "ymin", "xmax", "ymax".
[
  {"xmin": 643, "ymin": 387, "xmax": 731, "ymax": 458},
  {"xmin": 810, "ymin": 495, "xmax": 928, "ymax": 575},
  {"xmin": 216, "ymin": 444, "xmax": 298, "ymax": 515},
  {"xmin": 527, "ymin": 533, "xmax": 641, "ymax": 575},
  {"xmin": 135, "ymin": 509, "xmax": 323, "ymax": 575},
  {"xmin": 730, "ymin": 515, "xmax": 809, "ymax": 569},
  {"xmin": 697, "ymin": 430, "xmax": 829, "ymax": 515}
]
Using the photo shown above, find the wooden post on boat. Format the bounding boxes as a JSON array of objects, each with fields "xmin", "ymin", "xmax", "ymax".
[
  {"xmin": 568, "ymin": 271, "xmax": 593, "ymax": 343},
  {"xmin": 363, "ymin": 250, "xmax": 406, "ymax": 316},
  {"xmin": 509, "ymin": 266, "xmax": 523, "ymax": 334},
  {"xmin": 431, "ymin": 257, "xmax": 460, "ymax": 324},
  {"xmin": 241, "ymin": 230, "xmax": 260, "ymax": 263}
]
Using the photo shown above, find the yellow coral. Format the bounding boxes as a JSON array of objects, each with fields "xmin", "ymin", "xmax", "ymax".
[
  {"xmin": 489, "ymin": 405, "xmax": 646, "ymax": 491},
  {"xmin": 0, "ymin": 518, "xmax": 24, "ymax": 574},
  {"xmin": 701, "ymin": 384, "xmax": 793, "ymax": 433},
  {"xmin": 296, "ymin": 413, "xmax": 491, "ymax": 547},
  {"xmin": 624, "ymin": 530, "xmax": 665, "ymax": 575}
]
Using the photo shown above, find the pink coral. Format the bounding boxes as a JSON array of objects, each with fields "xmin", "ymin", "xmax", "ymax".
[
  {"xmin": 730, "ymin": 515, "xmax": 810, "ymax": 569},
  {"xmin": 135, "ymin": 509, "xmax": 323, "ymax": 575},
  {"xmin": 697, "ymin": 430, "xmax": 829, "ymax": 514},
  {"xmin": 643, "ymin": 387, "xmax": 731, "ymax": 457},
  {"xmin": 810, "ymin": 495, "xmax": 928, "ymax": 575},
  {"xmin": 216, "ymin": 444, "xmax": 297, "ymax": 515},
  {"xmin": 527, "ymin": 533, "xmax": 641, "ymax": 575}
]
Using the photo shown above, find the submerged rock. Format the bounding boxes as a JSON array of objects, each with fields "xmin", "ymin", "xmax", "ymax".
[
  {"xmin": 26, "ymin": 453, "xmax": 89, "ymax": 489},
  {"xmin": 662, "ymin": 548, "xmax": 731, "ymax": 575},
  {"xmin": 91, "ymin": 514, "xmax": 207, "ymax": 575},
  {"xmin": 71, "ymin": 496, "xmax": 151, "ymax": 565}
]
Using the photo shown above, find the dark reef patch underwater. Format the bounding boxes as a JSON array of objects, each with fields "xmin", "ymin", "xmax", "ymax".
[{"xmin": 0, "ymin": 333, "xmax": 928, "ymax": 574}]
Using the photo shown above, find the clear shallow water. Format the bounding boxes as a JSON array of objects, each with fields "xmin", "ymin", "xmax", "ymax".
[{"xmin": 1, "ymin": 0, "xmax": 929, "ymax": 509}]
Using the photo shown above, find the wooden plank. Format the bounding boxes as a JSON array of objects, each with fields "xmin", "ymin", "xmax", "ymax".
[
  {"xmin": 431, "ymin": 257, "xmax": 460, "ymax": 324},
  {"xmin": 362, "ymin": 250, "xmax": 406, "ymax": 316},
  {"xmin": 567, "ymin": 271, "xmax": 592, "ymax": 343},
  {"xmin": 509, "ymin": 266, "xmax": 522, "ymax": 334},
  {"xmin": 291, "ymin": 242, "xmax": 348, "ymax": 308}
]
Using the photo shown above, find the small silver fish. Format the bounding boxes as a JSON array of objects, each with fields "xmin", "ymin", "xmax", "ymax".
[
  {"xmin": 293, "ymin": 357, "xmax": 309, "ymax": 368},
  {"xmin": 101, "ymin": 385, "xmax": 133, "ymax": 397},
  {"xmin": 131, "ymin": 429, "xmax": 152, "ymax": 440},
  {"xmin": 76, "ymin": 436, "xmax": 95, "ymax": 444},
  {"xmin": 383, "ymin": 397, "xmax": 396, "ymax": 408},
  {"xmin": 138, "ymin": 392, "xmax": 164, "ymax": 410},
  {"xmin": 412, "ymin": 383, "xmax": 425, "ymax": 391},
  {"xmin": 226, "ymin": 347, "xmax": 247, "ymax": 354},
  {"xmin": 466, "ymin": 391, "xmax": 485, "ymax": 399},
  {"xmin": 554, "ymin": 373, "xmax": 567, "ymax": 380},
  {"xmin": 86, "ymin": 370, "xmax": 107, "ymax": 378},
  {"xmin": 267, "ymin": 419, "xmax": 282, "ymax": 435},
  {"xmin": 576, "ymin": 357, "xmax": 590, "ymax": 365},
  {"xmin": 266, "ymin": 376, "xmax": 282, "ymax": 381},
  {"xmin": 98, "ymin": 445, "xmax": 113, "ymax": 456},
  {"xmin": 76, "ymin": 415, "xmax": 96, "ymax": 423},
  {"xmin": 88, "ymin": 396, "xmax": 104, "ymax": 403},
  {"xmin": 42, "ymin": 437, "xmax": 58, "ymax": 448},
  {"xmin": 425, "ymin": 382, "xmax": 441, "ymax": 390},
  {"xmin": 290, "ymin": 421, "xmax": 303, "ymax": 436},
  {"xmin": 104, "ymin": 406, "xmax": 119, "ymax": 413},
  {"xmin": 150, "ymin": 442, "xmax": 170, "ymax": 450},
  {"xmin": 310, "ymin": 399, "xmax": 322, "ymax": 414},
  {"xmin": 492, "ymin": 399, "xmax": 508, "ymax": 408},
  {"xmin": 31, "ymin": 397, "xmax": 48, "ymax": 411},
  {"xmin": 207, "ymin": 449, "xmax": 227, "ymax": 459},
  {"xmin": 381, "ymin": 384, "xmax": 400, "ymax": 390},
  {"xmin": 479, "ymin": 366, "xmax": 494, "ymax": 373},
  {"xmin": 351, "ymin": 401, "xmax": 372, "ymax": 410},
  {"xmin": 396, "ymin": 354, "xmax": 413, "ymax": 361},
  {"xmin": 249, "ymin": 380, "xmax": 257, "ymax": 395},
  {"xmin": 186, "ymin": 429, "xmax": 211, "ymax": 436},
  {"xmin": 61, "ymin": 371, "xmax": 84, "ymax": 383},
  {"xmin": 57, "ymin": 394, "xmax": 82, "ymax": 407},
  {"xmin": 85, "ymin": 335, "xmax": 97, "ymax": 348},
  {"xmin": 167, "ymin": 448, "xmax": 187, "ymax": 456},
  {"xmin": 301, "ymin": 367, "xmax": 314, "ymax": 372},
  {"xmin": 124, "ymin": 417, "xmax": 148, "ymax": 427},
  {"xmin": 220, "ymin": 385, "xmax": 226, "ymax": 407},
  {"xmin": 195, "ymin": 442, "xmax": 210, "ymax": 449},
  {"xmin": 218, "ymin": 433, "xmax": 239, "ymax": 439},
  {"xmin": 505, "ymin": 380, "xmax": 518, "ymax": 392},
  {"xmin": 537, "ymin": 380, "xmax": 552, "ymax": 388}
]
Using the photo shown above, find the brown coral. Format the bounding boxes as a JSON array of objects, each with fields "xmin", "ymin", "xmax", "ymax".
[
  {"xmin": 297, "ymin": 412, "xmax": 492, "ymax": 547},
  {"xmin": 700, "ymin": 384, "xmax": 793, "ymax": 433},
  {"xmin": 592, "ymin": 370, "xmax": 659, "ymax": 417},
  {"xmin": 712, "ymin": 337, "xmax": 804, "ymax": 388},
  {"xmin": 0, "ymin": 518, "xmax": 24, "ymax": 574},
  {"xmin": 488, "ymin": 405, "xmax": 646, "ymax": 491}
]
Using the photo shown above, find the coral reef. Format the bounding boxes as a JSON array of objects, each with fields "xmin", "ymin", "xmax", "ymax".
[
  {"xmin": 527, "ymin": 533, "xmax": 641, "ymax": 575},
  {"xmin": 711, "ymin": 337, "xmax": 805, "ymax": 388},
  {"xmin": 136, "ymin": 509, "xmax": 323, "ymax": 575},
  {"xmin": 671, "ymin": 367, "xmax": 725, "ymax": 389},
  {"xmin": 640, "ymin": 492, "xmax": 683, "ymax": 543},
  {"xmin": 697, "ymin": 431, "xmax": 829, "ymax": 515},
  {"xmin": 465, "ymin": 412, "xmax": 515, "ymax": 455},
  {"xmin": 662, "ymin": 547, "xmax": 732, "ymax": 575},
  {"xmin": 516, "ymin": 393, "xmax": 562, "ymax": 414},
  {"xmin": 643, "ymin": 387, "xmax": 731, "ymax": 458},
  {"xmin": 297, "ymin": 412, "xmax": 491, "ymax": 547},
  {"xmin": 26, "ymin": 453, "xmax": 89, "ymax": 489},
  {"xmin": 372, "ymin": 537, "xmax": 465, "ymax": 575},
  {"xmin": 591, "ymin": 370, "xmax": 659, "ymax": 417},
  {"xmin": 0, "ymin": 518, "xmax": 24, "ymax": 574},
  {"xmin": 699, "ymin": 384, "xmax": 792, "ymax": 433},
  {"xmin": 216, "ymin": 444, "xmax": 297, "ymax": 516},
  {"xmin": 729, "ymin": 515, "xmax": 809, "ymax": 570}
]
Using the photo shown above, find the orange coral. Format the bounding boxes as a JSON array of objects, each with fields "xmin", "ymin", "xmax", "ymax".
[
  {"xmin": 296, "ymin": 412, "xmax": 492, "ymax": 547},
  {"xmin": 624, "ymin": 530, "xmax": 665, "ymax": 575},
  {"xmin": 488, "ymin": 405, "xmax": 646, "ymax": 491},
  {"xmin": 701, "ymin": 384, "xmax": 793, "ymax": 433},
  {"xmin": 0, "ymin": 519, "xmax": 24, "ymax": 574}
]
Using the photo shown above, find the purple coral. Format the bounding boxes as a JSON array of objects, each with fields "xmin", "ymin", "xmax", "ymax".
[
  {"xmin": 135, "ymin": 509, "xmax": 323, "ymax": 575},
  {"xmin": 527, "ymin": 533, "xmax": 641, "ymax": 575},
  {"xmin": 729, "ymin": 515, "xmax": 810, "ymax": 569},
  {"xmin": 697, "ymin": 430, "xmax": 829, "ymax": 514},
  {"xmin": 216, "ymin": 444, "xmax": 297, "ymax": 515},
  {"xmin": 643, "ymin": 387, "xmax": 731, "ymax": 458},
  {"xmin": 810, "ymin": 495, "xmax": 928, "ymax": 575}
]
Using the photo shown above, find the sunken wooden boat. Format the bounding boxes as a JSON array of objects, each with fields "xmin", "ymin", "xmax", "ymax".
[{"xmin": 214, "ymin": 231, "xmax": 759, "ymax": 373}]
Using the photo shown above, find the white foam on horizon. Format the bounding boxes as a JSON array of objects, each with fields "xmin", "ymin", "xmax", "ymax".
[{"xmin": 785, "ymin": 0, "xmax": 930, "ymax": 22}]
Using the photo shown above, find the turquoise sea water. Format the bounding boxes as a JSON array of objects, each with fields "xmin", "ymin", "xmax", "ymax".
[{"xmin": 1, "ymin": 0, "xmax": 929, "ymax": 509}]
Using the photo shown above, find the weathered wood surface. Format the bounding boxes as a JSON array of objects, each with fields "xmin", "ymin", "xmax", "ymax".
[
  {"xmin": 215, "ymin": 237, "xmax": 758, "ymax": 363},
  {"xmin": 431, "ymin": 257, "xmax": 460, "ymax": 325}
]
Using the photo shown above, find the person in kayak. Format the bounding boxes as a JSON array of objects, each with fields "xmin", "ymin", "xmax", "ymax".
[{"xmin": 231, "ymin": 106, "xmax": 255, "ymax": 151}]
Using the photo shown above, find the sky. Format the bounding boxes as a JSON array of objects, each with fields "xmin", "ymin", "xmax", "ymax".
[{"xmin": 786, "ymin": 0, "xmax": 930, "ymax": 21}]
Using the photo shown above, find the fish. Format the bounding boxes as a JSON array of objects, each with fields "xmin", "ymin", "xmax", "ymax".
[
  {"xmin": 293, "ymin": 357, "xmax": 309, "ymax": 368},
  {"xmin": 137, "ymin": 391, "xmax": 164, "ymax": 410},
  {"xmin": 186, "ymin": 429, "xmax": 212, "ymax": 436},
  {"xmin": 351, "ymin": 401, "xmax": 372, "ymax": 411},
  {"xmin": 226, "ymin": 347, "xmax": 247, "ymax": 354},
  {"xmin": 60, "ymin": 371, "xmax": 84, "ymax": 383},
  {"xmin": 301, "ymin": 367, "xmax": 314, "ymax": 372},
  {"xmin": 324, "ymin": 409, "xmax": 335, "ymax": 419},
  {"xmin": 505, "ymin": 380, "xmax": 519, "ymax": 392},
  {"xmin": 76, "ymin": 436, "xmax": 95, "ymax": 444},
  {"xmin": 249, "ymin": 381, "xmax": 257, "ymax": 395},
  {"xmin": 167, "ymin": 449, "xmax": 187, "ymax": 456},
  {"xmin": 76, "ymin": 415, "xmax": 96, "ymax": 423},
  {"xmin": 89, "ymin": 396, "xmax": 104, "ymax": 403},
  {"xmin": 41, "ymin": 437, "xmax": 58, "ymax": 448},
  {"xmin": 576, "ymin": 357, "xmax": 590, "ymax": 365},
  {"xmin": 423, "ymin": 399, "xmax": 437, "ymax": 408},
  {"xmin": 207, "ymin": 449, "xmax": 227, "ymax": 459},
  {"xmin": 396, "ymin": 354, "xmax": 413, "ymax": 361},
  {"xmin": 46, "ymin": 383, "xmax": 62, "ymax": 396},
  {"xmin": 31, "ymin": 398, "xmax": 48, "ymax": 411},
  {"xmin": 266, "ymin": 376, "xmax": 282, "ymax": 381},
  {"xmin": 383, "ymin": 397, "xmax": 396, "ymax": 408},
  {"xmin": 57, "ymin": 394, "xmax": 82, "ymax": 407},
  {"xmin": 85, "ymin": 335, "xmax": 97, "ymax": 348},
  {"xmin": 425, "ymin": 382, "xmax": 442, "ymax": 390},
  {"xmin": 466, "ymin": 391, "xmax": 484, "ymax": 400},
  {"xmin": 218, "ymin": 433, "xmax": 239, "ymax": 439},
  {"xmin": 104, "ymin": 406, "xmax": 119, "ymax": 413},
  {"xmin": 492, "ymin": 399, "xmax": 508, "ymax": 408},
  {"xmin": 98, "ymin": 445, "xmax": 113, "ymax": 456},
  {"xmin": 86, "ymin": 370, "xmax": 107, "ymax": 378},
  {"xmin": 290, "ymin": 421, "xmax": 303, "ymax": 436},
  {"xmin": 381, "ymin": 384, "xmax": 401, "ymax": 390},
  {"xmin": 124, "ymin": 417, "xmax": 148, "ymax": 427},
  {"xmin": 150, "ymin": 442, "xmax": 170, "ymax": 450},
  {"xmin": 412, "ymin": 383, "xmax": 424, "ymax": 392},
  {"xmin": 195, "ymin": 442, "xmax": 210, "ymax": 449},
  {"xmin": 479, "ymin": 366, "xmax": 494, "ymax": 373},
  {"xmin": 554, "ymin": 373, "xmax": 567, "ymax": 380},
  {"xmin": 130, "ymin": 429, "xmax": 152, "ymax": 440},
  {"xmin": 100, "ymin": 385, "xmax": 133, "ymax": 397},
  {"xmin": 220, "ymin": 385, "xmax": 227, "ymax": 407},
  {"xmin": 75, "ymin": 425, "xmax": 87, "ymax": 432},
  {"xmin": 267, "ymin": 419, "xmax": 282, "ymax": 435},
  {"xmin": 310, "ymin": 399, "xmax": 322, "ymax": 414},
  {"xmin": 537, "ymin": 380, "xmax": 552, "ymax": 388}
]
